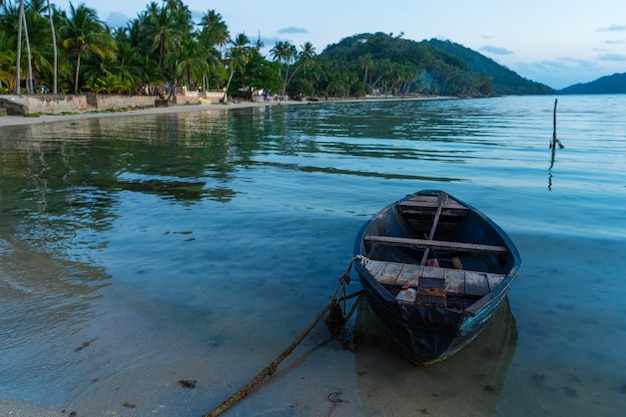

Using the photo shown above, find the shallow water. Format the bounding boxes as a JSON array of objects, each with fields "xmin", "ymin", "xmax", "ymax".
[{"xmin": 1, "ymin": 96, "xmax": 625, "ymax": 416}]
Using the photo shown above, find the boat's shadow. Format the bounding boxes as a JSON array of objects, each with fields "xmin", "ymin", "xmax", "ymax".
[{"xmin": 352, "ymin": 295, "xmax": 518, "ymax": 416}]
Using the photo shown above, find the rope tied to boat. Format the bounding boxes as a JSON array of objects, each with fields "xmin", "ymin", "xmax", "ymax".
[
  {"xmin": 335, "ymin": 255, "xmax": 368, "ymax": 288},
  {"xmin": 331, "ymin": 255, "xmax": 368, "ymax": 301},
  {"xmin": 201, "ymin": 256, "xmax": 367, "ymax": 417},
  {"xmin": 327, "ymin": 255, "xmax": 368, "ymax": 336},
  {"xmin": 201, "ymin": 289, "xmax": 363, "ymax": 417}
]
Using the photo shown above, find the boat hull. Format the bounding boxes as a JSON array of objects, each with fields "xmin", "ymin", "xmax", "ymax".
[{"xmin": 353, "ymin": 190, "xmax": 521, "ymax": 365}]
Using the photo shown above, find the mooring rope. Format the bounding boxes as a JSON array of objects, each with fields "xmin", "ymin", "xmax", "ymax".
[
  {"xmin": 202, "ymin": 290, "xmax": 363, "ymax": 417},
  {"xmin": 332, "ymin": 255, "xmax": 368, "ymax": 311},
  {"xmin": 202, "ymin": 257, "xmax": 366, "ymax": 417}
]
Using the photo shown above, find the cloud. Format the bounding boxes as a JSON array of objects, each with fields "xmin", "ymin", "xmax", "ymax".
[
  {"xmin": 260, "ymin": 36, "xmax": 283, "ymax": 48},
  {"xmin": 510, "ymin": 55, "xmax": 626, "ymax": 89},
  {"xmin": 596, "ymin": 24, "xmax": 626, "ymax": 32},
  {"xmin": 479, "ymin": 45, "xmax": 514, "ymax": 55},
  {"xmin": 105, "ymin": 12, "xmax": 131, "ymax": 28},
  {"xmin": 553, "ymin": 57, "xmax": 595, "ymax": 68},
  {"xmin": 190, "ymin": 10, "xmax": 204, "ymax": 22},
  {"xmin": 597, "ymin": 53, "xmax": 626, "ymax": 61},
  {"xmin": 605, "ymin": 39, "xmax": 625, "ymax": 45},
  {"xmin": 277, "ymin": 26, "xmax": 308, "ymax": 35}
]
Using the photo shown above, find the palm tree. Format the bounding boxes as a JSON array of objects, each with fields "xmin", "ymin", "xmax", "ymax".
[
  {"xmin": 197, "ymin": 9, "xmax": 228, "ymax": 92},
  {"xmin": 22, "ymin": 2, "xmax": 57, "ymax": 92},
  {"xmin": 198, "ymin": 9, "xmax": 229, "ymax": 48},
  {"xmin": 176, "ymin": 38, "xmax": 209, "ymax": 90},
  {"xmin": 359, "ymin": 54, "xmax": 373, "ymax": 89},
  {"xmin": 222, "ymin": 33, "xmax": 250, "ymax": 102},
  {"xmin": 0, "ymin": 30, "xmax": 16, "ymax": 91},
  {"xmin": 59, "ymin": 2, "xmax": 115, "ymax": 93},
  {"xmin": 297, "ymin": 42, "xmax": 316, "ymax": 80},
  {"xmin": 15, "ymin": 0, "xmax": 24, "ymax": 93},
  {"xmin": 140, "ymin": 1, "xmax": 187, "ymax": 69},
  {"xmin": 111, "ymin": 41, "xmax": 145, "ymax": 92},
  {"xmin": 21, "ymin": 1, "xmax": 34, "ymax": 93},
  {"xmin": 270, "ymin": 40, "xmax": 296, "ymax": 94}
]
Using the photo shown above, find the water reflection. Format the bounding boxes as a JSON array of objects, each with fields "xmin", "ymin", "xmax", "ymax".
[
  {"xmin": 354, "ymin": 296, "xmax": 517, "ymax": 416},
  {"xmin": 2, "ymin": 105, "xmax": 483, "ymax": 222}
]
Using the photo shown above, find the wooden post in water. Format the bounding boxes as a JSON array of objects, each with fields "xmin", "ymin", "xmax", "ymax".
[{"xmin": 550, "ymin": 99, "xmax": 558, "ymax": 169}]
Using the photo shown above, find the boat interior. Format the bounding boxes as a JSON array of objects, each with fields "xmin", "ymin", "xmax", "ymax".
[{"xmin": 362, "ymin": 193, "xmax": 511, "ymax": 310}]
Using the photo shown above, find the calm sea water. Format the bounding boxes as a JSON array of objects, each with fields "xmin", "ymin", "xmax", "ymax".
[{"xmin": 1, "ymin": 96, "xmax": 625, "ymax": 417}]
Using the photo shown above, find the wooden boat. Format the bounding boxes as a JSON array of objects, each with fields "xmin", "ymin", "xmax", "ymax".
[{"xmin": 352, "ymin": 190, "xmax": 521, "ymax": 365}]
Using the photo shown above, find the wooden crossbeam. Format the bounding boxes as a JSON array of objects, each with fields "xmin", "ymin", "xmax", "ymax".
[{"xmin": 364, "ymin": 235, "xmax": 508, "ymax": 254}]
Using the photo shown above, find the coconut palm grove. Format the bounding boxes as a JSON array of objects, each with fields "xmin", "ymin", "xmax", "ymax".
[{"xmin": 0, "ymin": 0, "xmax": 554, "ymax": 100}]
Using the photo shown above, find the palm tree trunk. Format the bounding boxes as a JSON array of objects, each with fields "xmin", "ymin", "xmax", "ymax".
[
  {"xmin": 74, "ymin": 53, "xmax": 82, "ymax": 94},
  {"xmin": 22, "ymin": 11, "xmax": 34, "ymax": 94},
  {"xmin": 222, "ymin": 69, "xmax": 235, "ymax": 103},
  {"xmin": 281, "ymin": 65, "xmax": 291, "ymax": 95},
  {"xmin": 47, "ymin": 0, "xmax": 58, "ymax": 94},
  {"xmin": 158, "ymin": 40, "xmax": 164, "ymax": 68},
  {"xmin": 16, "ymin": 0, "xmax": 24, "ymax": 94}
]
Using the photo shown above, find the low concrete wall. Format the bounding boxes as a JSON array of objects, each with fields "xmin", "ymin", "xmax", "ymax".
[
  {"xmin": 0, "ymin": 94, "xmax": 157, "ymax": 115},
  {"xmin": 181, "ymin": 90, "xmax": 223, "ymax": 104},
  {"xmin": 0, "ymin": 96, "xmax": 28, "ymax": 115},
  {"xmin": 95, "ymin": 95, "xmax": 155, "ymax": 111},
  {"xmin": 173, "ymin": 95, "xmax": 201, "ymax": 105}
]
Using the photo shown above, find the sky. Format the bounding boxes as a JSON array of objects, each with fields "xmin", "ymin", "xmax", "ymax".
[{"xmin": 55, "ymin": 0, "xmax": 626, "ymax": 89}]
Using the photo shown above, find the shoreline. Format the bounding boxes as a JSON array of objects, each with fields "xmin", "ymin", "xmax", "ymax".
[{"xmin": 0, "ymin": 95, "xmax": 450, "ymax": 128}]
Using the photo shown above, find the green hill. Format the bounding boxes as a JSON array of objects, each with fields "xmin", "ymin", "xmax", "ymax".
[
  {"xmin": 320, "ymin": 33, "xmax": 491, "ymax": 97},
  {"xmin": 559, "ymin": 73, "xmax": 626, "ymax": 94},
  {"xmin": 425, "ymin": 39, "xmax": 554, "ymax": 95},
  {"xmin": 318, "ymin": 33, "xmax": 553, "ymax": 97}
]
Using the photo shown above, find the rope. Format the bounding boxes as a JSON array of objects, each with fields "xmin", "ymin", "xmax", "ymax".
[
  {"xmin": 202, "ymin": 255, "xmax": 368, "ymax": 417},
  {"xmin": 202, "ymin": 290, "xmax": 363, "ymax": 417},
  {"xmin": 332, "ymin": 255, "xmax": 368, "ymax": 304}
]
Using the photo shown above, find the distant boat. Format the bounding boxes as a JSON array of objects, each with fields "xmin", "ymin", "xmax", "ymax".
[{"xmin": 352, "ymin": 190, "xmax": 521, "ymax": 365}]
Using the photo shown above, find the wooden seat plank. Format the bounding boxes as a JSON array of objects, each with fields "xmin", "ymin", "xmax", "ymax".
[
  {"xmin": 421, "ymin": 265, "xmax": 445, "ymax": 279},
  {"xmin": 365, "ymin": 260, "xmax": 505, "ymax": 298},
  {"xmin": 400, "ymin": 208, "xmax": 468, "ymax": 218},
  {"xmin": 364, "ymin": 260, "xmax": 386, "ymax": 278},
  {"xmin": 399, "ymin": 199, "xmax": 467, "ymax": 210},
  {"xmin": 376, "ymin": 261, "xmax": 404, "ymax": 284},
  {"xmin": 395, "ymin": 264, "xmax": 423, "ymax": 287},
  {"xmin": 487, "ymin": 273, "xmax": 505, "ymax": 290},
  {"xmin": 444, "ymin": 268, "xmax": 466, "ymax": 294},
  {"xmin": 364, "ymin": 235, "xmax": 508, "ymax": 254},
  {"xmin": 464, "ymin": 271, "xmax": 490, "ymax": 296},
  {"xmin": 398, "ymin": 197, "xmax": 468, "ymax": 217}
]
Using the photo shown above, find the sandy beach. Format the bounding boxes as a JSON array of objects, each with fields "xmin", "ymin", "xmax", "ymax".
[{"xmin": 0, "ymin": 96, "xmax": 448, "ymax": 128}]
